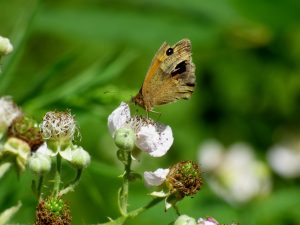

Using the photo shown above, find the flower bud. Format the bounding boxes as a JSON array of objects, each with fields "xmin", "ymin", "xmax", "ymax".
[
  {"xmin": 197, "ymin": 217, "xmax": 219, "ymax": 225},
  {"xmin": 70, "ymin": 146, "xmax": 90, "ymax": 169},
  {"xmin": 166, "ymin": 161, "xmax": 203, "ymax": 198},
  {"xmin": 114, "ymin": 127, "xmax": 136, "ymax": 151},
  {"xmin": 174, "ymin": 215, "xmax": 196, "ymax": 225},
  {"xmin": 28, "ymin": 152, "xmax": 51, "ymax": 174},
  {"xmin": 0, "ymin": 36, "xmax": 13, "ymax": 56}
]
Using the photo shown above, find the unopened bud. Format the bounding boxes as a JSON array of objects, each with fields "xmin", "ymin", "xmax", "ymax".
[
  {"xmin": 0, "ymin": 36, "xmax": 13, "ymax": 56},
  {"xmin": 70, "ymin": 146, "xmax": 90, "ymax": 169},
  {"xmin": 197, "ymin": 217, "xmax": 219, "ymax": 225},
  {"xmin": 28, "ymin": 152, "xmax": 51, "ymax": 174},
  {"xmin": 174, "ymin": 215, "xmax": 196, "ymax": 225},
  {"xmin": 114, "ymin": 127, "xmax": 136, "ymax": 151}
]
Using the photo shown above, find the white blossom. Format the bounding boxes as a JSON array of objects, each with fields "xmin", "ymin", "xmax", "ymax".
[
  {"xmin": 0, "ymin": 36, "xmax": 13, "ymax": 56},
  {"xmin": 108, "ymin": 102, "xmax": 173, "ymax": 157},
  {"xmin": 267, "ymin": 144, "xmax": 300, "ymax": 178},
  {"xmin": 198, "ymin": 140, "xmax": 271, "ymax": 205},
  {"xmin": 197, "ymin": 217, "xmax": 219, "ymax": 225},
  {"xmin": 0, "ymin": 96, "xmax": 22, "ymax": 137},
  {"xmin": 144, "ymin": 168, "xmax": 170, "ymax": 187},
  {"xmin": 198, "ymin": 139, "xmax": 223, "ymax": 172}
]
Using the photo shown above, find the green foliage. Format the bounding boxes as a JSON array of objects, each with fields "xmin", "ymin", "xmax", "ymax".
[{"xmin": 1, "ymin": 0, "xmax": 300, "ymax": 224}]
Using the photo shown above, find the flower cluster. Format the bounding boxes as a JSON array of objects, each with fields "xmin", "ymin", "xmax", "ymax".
[
  {"xmin": 144, "ymin": 161, "xmax": 202, "ymax": 210},
  {"xmin": 108, "ymin": 102, "xmax": 203, "ymax": 212},
  {"xmin": 39, "ymin": 111, "xmax": 90, "ymax": 169}
]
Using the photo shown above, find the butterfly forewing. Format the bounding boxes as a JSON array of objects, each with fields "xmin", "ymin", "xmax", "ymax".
[{"xmin": 132, "ymin": 39, "xmax": 196, "ymax": 111}]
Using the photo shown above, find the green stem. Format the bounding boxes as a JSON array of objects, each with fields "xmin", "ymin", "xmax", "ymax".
[
  {"xmin": 59, "ymin": 168, "xmax": 82, "ymax": 196},
  {"xmin": 118, "ymin": 151, "xmax": 132, "ymax": 216},
  {"xmin": 98, "ymin": 198, "xmax": 164, "ymax": 225},
  {"xmin": 37, "ymin": 175, "xmax": 44, "ymax": 200},
  {"xmin": 53, "ymin": 154, "xmax": 62, "ymax": 196},
  {"xmin": 127, "ymin": 197, "xmax": 163, "ymax": 218}
]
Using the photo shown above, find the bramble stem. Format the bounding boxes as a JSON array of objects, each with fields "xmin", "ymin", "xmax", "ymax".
[
  {"xmin": 53, "ymin": 153, "xmax": 62, "ymax": 196},
  {"xmin": 99, "ymin": 197, "xmax": 164, "ymax": 225},
  {"xmin": 59, "ymin": 168, "xmax": 82, "ymax": 196},
  {"xmin": 118, "ymin": 151, "xmax": 132, "ymax": 216},
  {"xmin": 37, "ymin": 175, "xmax": 44, "ymax": 200}
]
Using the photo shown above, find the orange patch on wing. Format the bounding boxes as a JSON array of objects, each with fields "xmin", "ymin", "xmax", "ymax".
[{"xmin": 143, "ymin": 58, "xmax": 161, "ymax": 90}]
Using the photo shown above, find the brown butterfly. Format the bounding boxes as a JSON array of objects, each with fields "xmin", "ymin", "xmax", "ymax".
[{"xmin": 132, "ymin": 39, "xmax": 196, "ymax": 111}]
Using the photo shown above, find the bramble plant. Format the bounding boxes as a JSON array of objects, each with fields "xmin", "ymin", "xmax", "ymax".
[{"xmin": 0, "ymin": 36, "xmax": 237, "ymax": 225}]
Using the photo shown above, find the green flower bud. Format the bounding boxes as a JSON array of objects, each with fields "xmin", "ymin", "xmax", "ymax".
[
  {"xmin": 70, "ymin": 146, "xmax": 90, "ymax": 169},
  {"xmin": 114, "ymin": 127, "xmax": 136, "ymax": 151},
  {"xmin": 174, "ymin": 215, "xmax": 196, "ymax": 225},
  {"xmin": 28, "ymin": 152, "xmax": 51, "ymax": 174}
]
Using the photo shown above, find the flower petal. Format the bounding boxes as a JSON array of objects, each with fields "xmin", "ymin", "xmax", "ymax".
[
  {"xmin": 197, "ymin": 217, "xmax": 219, "ymax": 225},
  {"xmin": 36, "ymin": 143, "xmax": 57, "ymax": 157},
  {"xmin": 144, "ymin": 168, "xmax": 169, "ymax": 187},
  {"xmin": 59, "ymin": 147, "xmax": 73, "ymax": 161},
  {"xmin": 108, "ymin": 102, "xmax": 130, "ymax": 136},
  {"xmin": 149, "ymin": 190, "xmax": 169, "ymax": 198},
  {"xmin": 136, "ymin": 123, "xmax": 173, "ymax": 157}
]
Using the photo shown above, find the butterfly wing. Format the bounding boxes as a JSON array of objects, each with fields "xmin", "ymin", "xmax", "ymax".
[{"xmin": 140, "ymin": 39, "xmax": 196, "ymax": 110}]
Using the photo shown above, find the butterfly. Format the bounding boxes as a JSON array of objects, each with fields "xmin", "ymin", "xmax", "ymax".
[{"xmin": 132, "ymin": 39, "xmax": 196, "ymax": 111}]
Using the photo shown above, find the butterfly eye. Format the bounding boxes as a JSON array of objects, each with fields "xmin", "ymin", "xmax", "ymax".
[{"xmin": 166, "ymin": 48, "xmax": 174, "ymax": 56}]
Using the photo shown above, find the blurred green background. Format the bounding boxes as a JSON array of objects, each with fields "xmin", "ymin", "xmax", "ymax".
[{"xmin": 1, "ymin": 0, "xmax": 300, "ymax": 224}]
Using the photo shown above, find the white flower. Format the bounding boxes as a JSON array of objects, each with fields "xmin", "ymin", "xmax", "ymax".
[
  {"xmin": 267, "ymin": 144, "xmax": 300, "ymax": 178},
  {"xmin": 0, "ymin": 36, "xmax": 13, "ymax": 56},
  {"xmin": 0, "ymin": 96, "xmax": 22, "ymax": 137},
  {"xmin": 198, "ymin": 139, "xmax": 224, "ymax": 172},
  {"xmin": 198, "ymin": 140, "xmax": 271, "ymax": 205},
  {"xmin": 108, "ymin": 102, "xmax": 173, "ymax": 157},
  {"xmin": 144, "ymin": 168, "xmax": 170, "ymax": 187},
  {"xmin": 197, "ymin": 217, "xmax": 219, "ymax": 225}
]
